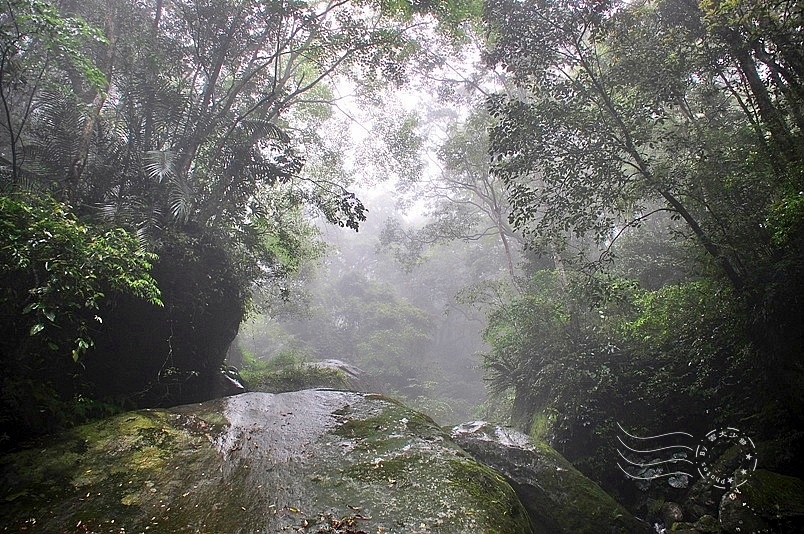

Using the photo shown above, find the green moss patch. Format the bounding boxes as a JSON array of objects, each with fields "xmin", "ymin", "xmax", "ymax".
[
  {"xmin": 333, "ymin": 396, "xmax": 442, "ymax": 455},
  {"xmin": 346, "ymin": 454, "xmax": 425, "ymax": 482},
  {"xmin": 0, "ymin": 408, "xmax": 223, "ymax": 532},
  {"xmin": 450, "ymin": 458, "xmax": 534, "ymax": 533},
  {"xmin": 740, "ymin": 469, "xmax": 804, "ymax": 518},
  {"xmin": 245, "ymin": 365, "xmax": 348, "ymax": 393}
]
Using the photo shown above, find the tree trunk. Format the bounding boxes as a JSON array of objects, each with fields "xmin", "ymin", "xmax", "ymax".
[
  {"xmin": 64, "ymin": 6, "xmax": 117, "ymax": 200},
  {"xmin": 724, "ymin": 29, "xmax": 799, "ymax": 161}
]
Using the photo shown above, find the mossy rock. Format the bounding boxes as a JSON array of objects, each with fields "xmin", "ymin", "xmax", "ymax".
[
  {"xmin": 243, "ymin": 359, "xmax": 373, "ymax": 394},
  {"xmin": 1, "ymin": 391, "xmax": 532, "ymax": 533},
  {"xmin": 668, "ymin": 523, "xmax": 701, "ymax": 533},
  {"xmin": 739, "ymin": 470, "xmax": 804, "ymax": 517},
  {"xmin": 719, "ymin": 469, "xmax": 804, "ymax": 533},
  {"xmin": 452, "ymin": 422, "xmax": 650, "ymax": 533},
  {"xmin": 245, "ymin": 364, "xmax": 350, "ymax": 393},
  {"xmin": 692, "ymin": 514, "xmax": 720, "ymax": 533}
]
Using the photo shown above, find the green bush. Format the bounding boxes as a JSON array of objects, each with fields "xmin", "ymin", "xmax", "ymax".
[{"xmin": 0, "ymin": 193, "xmax": 161, "ymax": 444}]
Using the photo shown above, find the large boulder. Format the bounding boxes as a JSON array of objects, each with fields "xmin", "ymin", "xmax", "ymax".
[
  {"xmin": 719, "ymin": 469, "xmax": 804, "ymax": 533},
  {"xmin": 84, "ymin": 227, "xmax": 245, "ymax": 407},
  {"xmin": 1, "ymin": 391, "xmax": 532, "ymax": 533},
  {"xmin": 451, "ymin": 421, "xmax": 650, "ymax": 534},
  {"xmin": 309, "ymin": 359, "xmax": 374, "ymax": 392},
  {"xmin": 239, "ymin": 359, "xmax": 369, "ymax": 394}
]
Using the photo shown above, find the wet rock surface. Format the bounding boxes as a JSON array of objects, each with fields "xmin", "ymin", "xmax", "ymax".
[
  {"xmin": 450, "ymin": 421, "xmax": 650, "ymax": 534},
  {"xmin": 659, "ymin": 501, "xmax": 685, "ymax": 526},
  {"xmin": 1, "ymin": 391, "xmax": 532, "ymax": 533}
]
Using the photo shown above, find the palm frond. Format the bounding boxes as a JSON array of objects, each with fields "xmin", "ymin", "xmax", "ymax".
[
  {"xmin": 22, "ymin": 91, "xmax": 85, "ymax": 182},
  {"xmin": 238, "ymin": 119, "xmax": 289, "ymax": 143},
  {"xmin": 97, "ymin": 199, "xmax": 123, "ymax": 220},
  {"xmin": 169, "ymin": 175, "xmax": 194, "ymax": 223},
  {"xmin": 143, "ymin": 149, "xmax": 177, "ymax": 183}
]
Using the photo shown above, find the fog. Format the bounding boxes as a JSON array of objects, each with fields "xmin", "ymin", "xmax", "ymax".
[{"xmin": 233, "ymin": 186, "xmax": 509, "ymax": 423}]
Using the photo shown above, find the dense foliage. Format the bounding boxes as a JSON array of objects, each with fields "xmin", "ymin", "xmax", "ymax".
[
  {"xmin": 0, "ymin": 193, "xmax": 160, "ymax": 443},
  {"xmin": 477, "ymin": 0, "xmax": 803, "ymax": 507},
  {"xmin": 0, "ymin": 0, "xmax": 478, "ymax": 442}
]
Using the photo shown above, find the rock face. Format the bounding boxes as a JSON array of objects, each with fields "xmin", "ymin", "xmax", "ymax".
[
  {"xmin": 84, "ymin": 228, "xmax": 244, "ymax": 407},
  {"xmin": 451, "ymin": 421, "xmax": 650, "ymax": 534},
  {"xmin": 718, "ymin": 469, "xmax": 804, "ymax": 533},
  {"xmin": 309, "ymin": 359, "xmax": 375, "ymax": 392},
  {"xmin": 1, "ymin": 391, "xmax": 532, "ymax": 533}
]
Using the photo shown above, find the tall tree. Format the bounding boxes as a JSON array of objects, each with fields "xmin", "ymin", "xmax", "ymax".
[
  {"xmin": 382, "ymin": 107, "xmax": 524, "ymax": 280},
  {"xmin": 484, "ymin": 0, "xmax": 802, "ymax": 289},
  {"xmin": 0, "ymin": 0, "xmax": 105, "ymax": 186}
]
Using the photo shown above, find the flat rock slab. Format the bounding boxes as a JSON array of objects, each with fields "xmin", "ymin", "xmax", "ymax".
[{"xmin": 1, "ymin": 391, "xmax": 532, "ymax": 533}]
